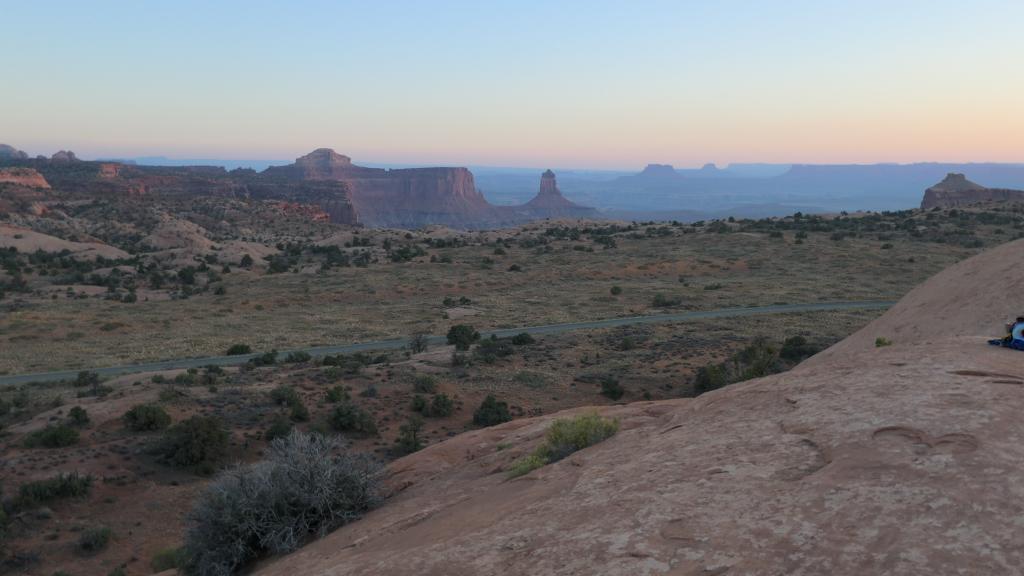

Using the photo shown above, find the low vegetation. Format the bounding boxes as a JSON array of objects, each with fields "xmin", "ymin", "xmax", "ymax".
[
  {"xmin": 183, "ymin": 431, "xmax": 379, "ymax": 576},
  {"xmin": 123, "ymin": 404, "xmax": 172, "ymax": 431},
  {"xmin": 509, "ymin": 412, "xmax": 619, "ymax": 478},
  {"xmin": 160, "ymin": 416, "xmax": 230, "ymax": 474}
]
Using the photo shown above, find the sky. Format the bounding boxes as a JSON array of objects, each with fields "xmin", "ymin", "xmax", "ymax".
[{"xmin": 1, "ymin": 0, "xmax": 1022, "ymax": 169}]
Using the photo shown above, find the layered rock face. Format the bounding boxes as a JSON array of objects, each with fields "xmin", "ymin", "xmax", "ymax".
[
  {"xmin": 0, "ymin": 167, "xmax": 50, "ymax": 189},
  {"xmin": 520, "ymin": 169, "xmax": 600, "ymax": 219},
  {"xmin": 921, "ymin": 173, "xmax": 1024, "ymax": 209},
  {"xmin": 259, "ymin": 237, "xmax": 1024, "ymax": 576},
  {"xmin": 264, "ymin": 150, "xmax": 600, "ymax": 228}
]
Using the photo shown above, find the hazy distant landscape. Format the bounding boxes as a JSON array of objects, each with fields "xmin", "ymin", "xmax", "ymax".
[{"xmin": 3, "ymin": 2, "xmax": 1024, "ymax": 576}]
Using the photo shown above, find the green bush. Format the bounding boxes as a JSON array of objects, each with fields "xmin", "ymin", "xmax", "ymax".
[
  {"xmin": 73, "ymin": 371, "xmax": 100, "ymax": 387},
  {"xmin": 124, "ymin": 404, "xmax": 172, "ymax": 432},
  {"xmin": 68, "ymin": 406, "xmax": 90, "ymax": 426},
  {"xmin": 284, "ymin": 351, "xmax": 312, "ymax": 363},
  {"xmin": 473, "ymin": 395, "xmax": 511, "ymax": 427},
  {"xmin": 779, "ymin": 335, "xmax": 819, "ymax": 361},
  {"xmin": 325, "ymin": 386, "xmax": 348, "ymax": 403},
  {"xmin": 600, "ymin": 376, "xmax": 625, "ymax": 400},
  {"xmin": 428, "ymin": 394, "xmax": 454, "ymax": 417},
  {"xmin": 249, "ymin": 350, "xmax": 278, "ymax": 366},
  {"xmin": 151, "ymin": 546, "xmax": 185, "ymax": 572},
  {"xmin": 16, "ymin": 472, "xmax": 93, "ymax": 507},
  {"xmin": 412, "ymin": 375, "xmax": 437, "ymax": 394},
  {"xmin": 269, "ymin": 385, "xmax": 301, "ymax": 406},
  {"xmin": 78, "ymin": 526, "xmax": 112, "ymax": 554},
  {"xmin": 875, "ymin": 337, "xmax": 893, "ymax": 347},
  {"xmin": 225, "ymin": 344, "xmax": 251, "ymax": 356},
  {"xmin": 509, "ymin": 413, "xmax": 619, "ymax": 478},
  {"xmin": 328, "ymin": 403, "xmax": 377, "ymax": 436},
  {"xmin": 161, "ymin": 416, "xmax": 229, "ymax": 473},
  {"xmin": 183, "ymin": 431, "xmax": 379, "ymax": 576},
  {"xmin": 651, "ymin": 293, "xmax": 682, "ymax": 308},
  {"xmin": 473, "ymin": 338, "xmax": 514, "ymax": 363},
  {"xmin": 411, "ymin": 394, "xmax": 427, "ymax": 413},
  {"xmin": 511, "ymin": 332, "xmax": 536, "ymax": 345},
  {"xmin": 446, "ymin": 324, "xmax": 480, "ymax": 351},
  {"xmin": 609, "ymin": 285, "xmax": 622, "ymax": 296},
  {"xmin": 23, "ymin": 424, "xmax": 79, "ymax": 448}
]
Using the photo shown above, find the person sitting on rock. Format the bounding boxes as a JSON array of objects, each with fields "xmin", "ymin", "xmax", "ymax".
[
  {"xmin": 991, "ymin": 317, "xmax": 1024, "ymax": 349},
  {"xmin": 1012, "ymin": 318, "xmax": 1024, "ymax": 350}
]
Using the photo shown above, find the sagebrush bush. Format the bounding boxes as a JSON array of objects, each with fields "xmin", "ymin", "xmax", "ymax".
[
  {"xmin": 509, "ymin": 413, "xmax": 618, "ymax": 478},
  {"xmin": 124, "ymin": 404, "xmax": 172, "ymax": 431},
  {"xmin": 183, "ymin": 431, "xmax": 380, "ymax": 576},
  {"xmin": 68, "ymin": 406, "xmax": 90, "ymax": 426}
]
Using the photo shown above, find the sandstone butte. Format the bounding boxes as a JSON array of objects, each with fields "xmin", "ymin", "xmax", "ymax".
[
  {"xmin": 0, "ymin": 167, "xmax": 50, "ymax": 189},
  {"xmin": 264, "ymin": 148, "xmax": 599, "ymax": 228},
  {"xmin": 254, "ymin": 237, "xmax": 1024, "ymax": 576},
  {"xmin": 921, "ymin": 173, "xmax": 1024, "ymax": 210}
]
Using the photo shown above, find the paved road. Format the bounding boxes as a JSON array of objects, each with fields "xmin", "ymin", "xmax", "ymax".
[{"xmin": 0, "ymin": 300, "xmax": 894, "ymax": 387}]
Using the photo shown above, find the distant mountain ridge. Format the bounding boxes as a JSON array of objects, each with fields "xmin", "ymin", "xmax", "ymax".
[{"xmin": 920, "ymin": 173, "xmax": 1024, "ymax": 209}]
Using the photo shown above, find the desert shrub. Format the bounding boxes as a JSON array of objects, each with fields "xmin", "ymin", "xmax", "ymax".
[
  {"xmin": 513, "ymin": 371, "xmax": 548, "ymax": 389},
  {"xmin": 509, "ymin": 413, "xmax": 618, "ymax": 478},
  {"xmin": 16, "ymin": 472, "xmax": 93, "ymax": 507},
  {"xmin": 473, "ymin": 395, "xmax": 511, "ymax": 427},
  {"xmin": 511, "ymin": 332, "xmax": 535, "ymax": 345},
  {"xmin": 225, "ymin": 344, "xmax": 251, "ymax": 356},
  {"xmin": 284, "ymin": 351, "xmax": 311, "ymax": 363},
  {"xmin": 325, "ymin": 386, "xmax": 348, "ymax": 403},
  {"xmin": 124, "ymin": 404, "xmax": 172, "ymax": 432},
  {"xmin": 428, "ymin": 394, "xmax": 454, "ymax": 417},
  {"xmin": 328, "ymin": 403, "xmax": 377, "ymax": 436},
  {"xmin": 161, "ymin": 416, "xmax": 229, "ymax": 473},
  {"xmin": 78, "ymin": 526, "xmax": 112, "ymax": 554},
  {"xmin": 651, "ymin": 293, "xmax": 682, "ymax": 308},
  {"xmin": 264, "ymin": 416, "xmax": 293, "ymax": 443},
  {"xmin": 151, "ymin": 547, "xmax": 185, "ymax": 572},
  {"xmin": 410, "ymin": 394, "xmax": 427, "ymax": 413},
  {"xmin": 23, "ymin": 424, "xmax": 79, "ymax": 448},
  {"xmin": 412, "ymin": 374, "xmax": 437, "ymax": 394},
  {"xmin": 446, "ymin": 324, "xmax": 480, "ymax": 351},
  {"xmin": 73, "ymin": 371, "xmax": 100, "ymax": 387},
  {"xmin": 249, "ymin": 350, "xmax": 278, "ymax": 366},
  {"xmin": 694, "ymin": 337, "xmax": 785, "ymax": 395},
  {"xmin": 394, "ymin": 416, "xmax": 424, "ymax": 455},
  {"xmin": 779, "ymin": 336, "xmax": 819, "ymax": 361},
  {"xmin": 609, "ymin": 285, "xmax": 622, "ymax": 296},
  {"xmin": 269, "ymin": 385, "xmax": 300, "ymax": 406},
  {"xmin": 183, "ymin": 431, "xmax": 379, "ymax": 576},
  {"xmin": 450, "ymin": 351, "xmax": 470, "ymax": 367},
  {"xmin": 694, "ymin": 364, "xmax": 728, "ymax": 394},
  {"xmin": 359, "ymin": 384, "xmax": 378, "ymax": 398},
  {"xmin": 875, "ymin": 337, "xmax": 893, "ymax": 347},
  {"xmin": 68, "ymin": 406, "xmax": 90, "ymax": 426},
  {"xmin": 474, "ymin": 338, "xmax": 515, "ymax": 363},
  {"xmin": 600, "ymin": 376, "xmax": 625, "ymax": 400}
]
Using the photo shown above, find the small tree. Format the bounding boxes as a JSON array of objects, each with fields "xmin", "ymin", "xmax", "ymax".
[
  {"xmin": 446, "ymin": 324, "xmax": 480, "ymax": 351},
  {"xmin": 394, "ymin": 416, "xmax": 424, "ymax": 455},
  {"xmin": 161, "ymin": 416, "xmax": 229, "ymax": 474},
  {"xmin": 124, "ymin": 404, "xmax": 172, "ymax": 432},
  {"xmin": 409, "ymin": 332, "xmax": 429, "ymax": 354}
]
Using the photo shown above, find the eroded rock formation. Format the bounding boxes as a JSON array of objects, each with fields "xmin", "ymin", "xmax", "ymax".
[
  {"xmin": 921, "ymin": 173, "xmax": 1024, "ymax": 209},
  {"xmin": 263, "ymin": 150, "xmax": 600, "ymax": 228},
  {"xmin": 0, "ymin": 167, "xmax": 50, "ymax": 189}
]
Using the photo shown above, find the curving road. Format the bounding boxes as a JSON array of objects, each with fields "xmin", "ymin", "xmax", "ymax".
[{"xmin": 0, "ymin": 300, "xmax": 894, "ymax": 387}]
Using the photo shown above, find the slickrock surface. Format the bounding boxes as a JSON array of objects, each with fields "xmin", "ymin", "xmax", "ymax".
[{"xmin": 259, "ymin": 238, "xmax": 1024, "ymax": 576}]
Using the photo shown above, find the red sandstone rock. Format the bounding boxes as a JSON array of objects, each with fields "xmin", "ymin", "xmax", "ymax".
[
  {"xmin": 921, "ymin": 173, "xmax": 1024, "ymax": 209},
  {"xmin": 0, "ymin": 167, "xmax": 50, "ymax": 189}
]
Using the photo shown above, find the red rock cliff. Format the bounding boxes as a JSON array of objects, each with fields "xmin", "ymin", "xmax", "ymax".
[{"xmin": 921, "ymin": 173, "xmax": 1024, "ymax": 209}]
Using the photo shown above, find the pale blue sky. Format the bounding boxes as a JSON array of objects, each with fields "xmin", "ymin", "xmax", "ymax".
[{"xmin": 1, "ymin": 0, "xmax": 1021, "ymax": 168}]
